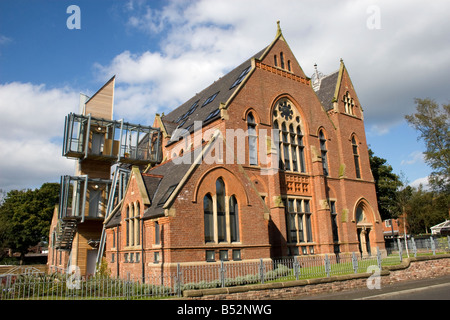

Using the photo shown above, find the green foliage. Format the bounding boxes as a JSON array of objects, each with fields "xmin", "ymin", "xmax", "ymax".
[
  {"xmin": 0, "ymin": 183, "xmax": 60, "ymax": 261},
  {"xmin": 96, "ymin": 258, "xmax": 111, "ymax": 278},
  {"xmin": 405, "ymin": 98, "xmax": 450, "ymax": 193},
  {"xmin": 368, "ymin": 149, "xmax": 403, "ymax": 219},
  {"xmin": 405, "ymin": 187, "xmax": 450, "ymax": 234}
]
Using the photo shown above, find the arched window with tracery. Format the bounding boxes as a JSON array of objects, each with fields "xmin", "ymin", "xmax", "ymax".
[
  {"xmin": 272, "ymin": 98, "xmax": 306, "ymax": 173},
  {"xmin": 203, "ymin": 178, "xmax": 240, "ymax": 244},
  {"xmin": 343, "ymin": 91, "xmax": 355, "ymax": 115}
]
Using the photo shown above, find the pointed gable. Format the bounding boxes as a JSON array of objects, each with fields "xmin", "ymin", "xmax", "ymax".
[
  {"xmin": 258, "ymin": 21, "xmax": 308, "ymax": 79},
  {"xmin": 314, "ymin": 59, "xmax": 363, "ymax": 118},
  {"xmin": 84, "ymin": 76, "xmax": 115, "ymax": 120},
  {"xmin": 329, "ymin": 60, "xmax": 364, "ymax": 118}
]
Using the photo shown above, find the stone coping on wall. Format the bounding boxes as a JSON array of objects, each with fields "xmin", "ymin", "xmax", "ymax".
[{"xmin": 182, "ymin": 254, "xmax": 450, "ymax": 299}]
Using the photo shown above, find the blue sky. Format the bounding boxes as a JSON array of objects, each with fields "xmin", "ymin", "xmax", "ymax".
[{"xmin": 1, "ymin": 0, "xmax": 449, "ymax": 191}]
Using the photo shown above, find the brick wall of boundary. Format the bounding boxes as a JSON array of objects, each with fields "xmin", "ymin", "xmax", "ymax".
[{"xmin": 182, "ymin": 255, "xmax": 450, "ymax": 300}]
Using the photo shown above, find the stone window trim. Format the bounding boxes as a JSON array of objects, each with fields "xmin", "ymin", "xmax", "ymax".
[
  {"xmin": 283, "ymin": 196, "xmax": 314, "ymax": 245},
  {"xmin": 343, "ymin": 91, "xmax": 356, "ymax": 116},
  {"xmin": 124, "ymin": 201, "xmax": 142, "ymax": 249},
  {"xmin": 272, "ymin": 98, "xmax": 307, "ymax": 174},
  {"xmin": 204, "ymin": 178, "xmax": 241, "ymax": 245}
]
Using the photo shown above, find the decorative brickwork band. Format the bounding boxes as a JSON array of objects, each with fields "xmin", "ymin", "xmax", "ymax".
[{"xmin": 256, "ymin": 61, "xmax": 310, "ymax": 85}]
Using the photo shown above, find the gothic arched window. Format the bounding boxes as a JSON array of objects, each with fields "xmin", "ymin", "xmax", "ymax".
[
  {"xmin": 247, "ymin": 113, "xmax": 258, "ymax": 165},
  {"xmin": 319, "ymin": 129, "xmax": 329, "ymax": 176},
  {"xmin": 272, "ymin": 98, "xmax": 306, "ymax": 173},
  {"xmin": 203, "ymin": 194, "xmax": 214, "ymax": 243},
  {"xmin": 203, "ymin": 178, "xmax": 240, "ymax": 244},
  {"xmin": 352, "ymin": 135, "xmax": 361, "ymax": 179}
]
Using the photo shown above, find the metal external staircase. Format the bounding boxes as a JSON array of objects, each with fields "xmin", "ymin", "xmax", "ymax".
[
  {"xmin": 54, "ymin": 217, "xmax": 79, "ymax": 250},
  {"xmin": 95, "ymin": 167, "xmax": 130, "ymax": 269}
]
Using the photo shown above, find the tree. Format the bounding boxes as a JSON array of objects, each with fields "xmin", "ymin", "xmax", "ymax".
[
  {"xmin": 368, "ymin": 148, "xmax": 403, "ymax": 220},
  {"xmin": 0, "ymin": 183, "xmax": 59, "ymax": 263},
  {"xmin": 405, "ymin": 98, "xmax": 450, "ymax": 193},
  {"xmin": 405, "ymin": 187, "xmax": 449, "ymax": 234}
]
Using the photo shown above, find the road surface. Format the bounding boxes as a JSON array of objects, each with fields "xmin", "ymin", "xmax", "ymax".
[{"xmin": 297, "ymin": 274, "xmax": 450, "ymax": 300}]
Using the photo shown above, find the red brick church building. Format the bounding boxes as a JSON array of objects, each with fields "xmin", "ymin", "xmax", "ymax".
[{"xmin": 48, "ymin": 23, "xmax": 385, "ymax": 278}]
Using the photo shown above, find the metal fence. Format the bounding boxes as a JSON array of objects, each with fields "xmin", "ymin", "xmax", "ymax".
[
  {"xmin": 2, "ymin": 238, "xmax": 449, "ymax": 300},
  {"xmin": 386, "ymin": 235, "xmax": 450, "ymax": 258}
]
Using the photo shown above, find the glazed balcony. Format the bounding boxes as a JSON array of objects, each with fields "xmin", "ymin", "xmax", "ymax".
[
  {"xmin": 62, "ymin": 113, "xmax": 161, "ymax": 165},
  {"xmin": 58, "ymin": 175, "xmax": 112, "ymax": 223}
]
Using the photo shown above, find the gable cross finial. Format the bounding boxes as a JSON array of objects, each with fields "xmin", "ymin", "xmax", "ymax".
[{"xmin": 276, "ymin": 20, "xmax": 282, "ymax": 37}]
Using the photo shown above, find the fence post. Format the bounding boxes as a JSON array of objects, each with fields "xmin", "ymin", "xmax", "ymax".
[
  {"xmin": 411, "ymin": 237, "xmax": 417, "ymax": 257},
  {"xmin": 176, "ymin": 263, "xmax": 182, "ymax": 297},
  {"xmin": 376, "ymin": 247, "xmax": 382, "ymax": 270},
  {"xmin": 447, "ymin": 236, "xmax": 450, "ymax": 252},
  {"xmin": 430, "ymin": 236, "xmax": 436, "ymax": 255},
  {"xmin": 220, "ymin": 260, "xmax": 226, "ymax": 288},
  {"xmin": 126, "ymin": 272, "xmax": 130, "ymax": 300},
  {"xmin": 293, "ymin": 258, "xmax": 300, "ymax": 280},
  {"xmin": 259, "ymin": 258, "xmax": 265, "ymax": 284},
  {"xmin": 351, "ymin": 252, "xmax": 358, "ymax": 273},
  {"xmin": 324, "ymin": 254, "xmax": 331, "ymax": 277},
  {"xmin": 397, "ymin": 238, "xmax": 403, "ymax": 262}
]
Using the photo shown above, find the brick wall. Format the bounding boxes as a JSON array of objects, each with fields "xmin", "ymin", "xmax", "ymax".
[{"xmin": 183, "ymin": 255, "xmax": 450, "ymax": 300}]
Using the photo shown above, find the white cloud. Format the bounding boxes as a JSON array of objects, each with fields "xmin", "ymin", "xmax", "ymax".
[
  {"xmin": 0, "ymin": 34, "xmax": 12, "ymax": 45},
  {"xmin": 99, "ymin": 0, "xmax": 450, "ymax": 133},
  {"xmin": 0, "ymin": 82, "xmax": 78, "ymax": 190},
  {"xmin": 409, "ymin": 176, "xmax": 430, "ymax": 190},
  {"xmin": 401, "ymin": 150, "xmax": 425, "ymax": 166},
  {"xmin": 4, "ymin": 0, "xmax": 449, "ymax": 192}
]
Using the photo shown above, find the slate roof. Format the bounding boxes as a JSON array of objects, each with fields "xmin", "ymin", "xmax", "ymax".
[
  {"xmin": 161, "ymin": 47, "xmax": 267, "ymax": 143},
  {"xmin": 314, "ymin": 71, "xmax": 339, "ymax": 111},
  {"xmin": 142, "ymin": 158, "xmax": 192, "ymax": 219},
  {"xmin": 104, "ymin": 201, "xmax": 123, "ymax": 228},
  {"xmin": 104, "ymin": 157, "xmax": 192, "ymax": 228}
]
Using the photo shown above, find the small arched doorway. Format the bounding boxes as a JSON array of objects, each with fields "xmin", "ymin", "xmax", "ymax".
[{"xmin": 355, "ymin": 202, "xmax": 373, "ymax": 256}]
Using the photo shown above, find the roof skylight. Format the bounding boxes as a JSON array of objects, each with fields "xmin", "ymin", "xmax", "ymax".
[
  {"xmin": 205, "ymin": 108, "xmax": 220, "ymax": 122},
  {"xmin": 202, "ymin": 92, "xmax": 219, "ymax": 107},
  {"xmin": 230, "ymin": 66, "xmax": 251, "ymax": 89},
  {"xmin": 157, "ymin": 184, "xmax": 178, "ymax": 207}
]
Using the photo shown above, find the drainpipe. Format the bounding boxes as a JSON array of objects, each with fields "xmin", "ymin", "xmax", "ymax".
[
  {"xmin": 141, "ymin": 218, "xmax": 145, "ymax": 283},
  {"xmin": 116, "ymin": 226, "xmax": 120, "ymax": 278}
]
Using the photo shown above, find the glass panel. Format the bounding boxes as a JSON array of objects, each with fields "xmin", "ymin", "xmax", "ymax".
[
  {"xmin": 155, "ymin": 222, "xmax": 160, "ymax": 245},
  {"xmin": 289, "ymin": 213, "xmax": 297, "ymax": 243},
  {"xmin": 216, "ymin": 179, "xmax": 226, "ymax": 242},
  {"xmin": 219, "ymin": 250, "xmax": 228, "ymax": 261},
  {"xmin": 203, "ymin": 194, "xmax": 214, "ymax": 243},
  {"xmin": 298, "ymin": 214, "xmax": 304, "ymax": 242},
  {"xmin": 356, "ymin": 206, "xmax": 364, "ymax": 223},
  {"xmin": 306, "ymin": 214, "xmax": 313, "ymax": 242},
  {"xmin": 304, "ymin": 200, "xmax": 310, "ymax": 213},
  {"xmin": 206, "ymin": 250, "xmax": 215, "ymax": 262},
  {"xmin": 229, "ymin": 196, "xmax": 240, "ymax": 242},
  {"xmin": 248, "ymin": 115, "xmax": 258, "ymax": 165},
  {"xmin": 217, "ymin": 210, "xmax": 226, "ymax": 242}
]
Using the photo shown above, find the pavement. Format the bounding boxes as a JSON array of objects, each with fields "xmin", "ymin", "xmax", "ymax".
[{"xmin": 297, "ymin": 274, "xmax": 450, "ymax": 300}]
